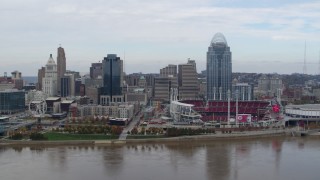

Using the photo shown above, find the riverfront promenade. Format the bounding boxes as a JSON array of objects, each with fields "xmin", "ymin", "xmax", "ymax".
[
  {"xmin": 122, "ymin": 128, "xmax": 287, "ymax": 143},
  {"xmin": 0, "ymin": 128, "xmax": 288, "ymax": 146}
]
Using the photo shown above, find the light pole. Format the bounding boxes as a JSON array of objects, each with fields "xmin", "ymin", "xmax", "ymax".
[
  {"xmin": 236, "ymin": 90, "xmax": 239, "ymax": 127},
  {"xmin": 227, "ymin": 90, "xmax": 230, "ymax": 126},
  {"xmin": 277, "ymin": 88, "xmax": 282, "ymax": 112}
]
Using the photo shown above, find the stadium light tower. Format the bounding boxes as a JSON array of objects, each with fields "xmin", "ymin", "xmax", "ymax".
[
  {"xmin": 227, "ymin": 90, "xmax": 231, "ymax": 125},
  {"xmin": 236, "ymin": 90, "xmax": 239, "ymax": 127}
]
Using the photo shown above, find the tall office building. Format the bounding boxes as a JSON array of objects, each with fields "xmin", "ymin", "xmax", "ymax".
[
  {"xmin": 0, "ymin": 89, "xmax": 25, "ymax": 114},
  {"xmin": 60, "ymin": 76, "xmax": 71, "ymax": 97},
  {"xmin": 160, "ymin": 64, "xmax": 177, "ymax": 77},
  {"xmin": 60, "ymin": 73, "xmax": 75, "ymax": 97},
  {"xmin": 187, "ymin": 58, "xmax": 196, "ymax": 71},
  {"xmin": 178, "ymin": 60, "xmax": 198, "ymax": 100},
  {"xmin": 74, "ymin": 78, "xmax": 82, "ymax": 96},
  {"xmin": 100, "ymin": 54, "xmax": 124, "ymax": 105},
  {"xmin": 11, "ymin": 71, "xmax": 24, "ymax": 90},
  {"xmin": 207, "ymin": 32, "xmax": 232, "ymax": 101},
  {"xmin": 42, "ymin": 54, "xmax": 58, "ymax": 96},
  {"xmin": 258, "ymin": 74, "xmax": 282, "ymax": 97},
  {"xmin": 125, "ymin": 73, "xmax": 156, "ymax": 87},
  {"xmin": 57, "ymin": 46, "xmax": 66, "ymax": 95},
  {"xmin": 154, "ymin": 76, "xmax": 177, "ymax": 102},
  {"xmin": 270, "ymin": 74, "xmax": 282, "ymax": 96},
  {"xmin": 232, "ymin": 83, "xmax": 253, "ymax": 101},
  {"xmin": 0, "ymin": 75, "xmax": 15, "ymax": 91},
  {"xmin": 90, "ymin": 62, "xmax": 103, "ymax": 79},
  {"xmin": 37, "ymin": 67, "xmax": 45, "ymax": 90},
  {"xmin": 85, "ymin": 78, "xmax": 103, "ymax": 104},
  {"xmin": 153, "ymin": 64, "xmax": 178, "ymax": 102}
]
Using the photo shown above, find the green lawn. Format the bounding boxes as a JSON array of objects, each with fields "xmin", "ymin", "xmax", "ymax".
[{"xmin": 44, "ymin": 132, "xmax": 119, "ymax": 141}]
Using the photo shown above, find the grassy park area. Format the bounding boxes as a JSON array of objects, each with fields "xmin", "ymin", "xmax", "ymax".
[{"xmin": 44, "ymin": 132, "xmax": 119, "ymax": 141}]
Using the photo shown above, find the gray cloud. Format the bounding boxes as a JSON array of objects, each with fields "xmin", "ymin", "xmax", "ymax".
[{"xmin": 0, "ymin": 0, "xmax": 319, "ymax": 75}]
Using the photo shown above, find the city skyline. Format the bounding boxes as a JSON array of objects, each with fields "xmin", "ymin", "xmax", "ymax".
[{"xmin": 0, "ymin": 0, "xmax": 320, "ymax": 76}]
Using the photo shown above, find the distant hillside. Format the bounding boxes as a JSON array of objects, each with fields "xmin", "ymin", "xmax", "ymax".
[{"xmin": 23, "ymin": 76, "xmax": 37, "ymax": 84}]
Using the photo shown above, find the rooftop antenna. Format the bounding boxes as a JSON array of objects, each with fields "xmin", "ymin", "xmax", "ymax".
[
  {"xmin": 303, "ymin": 40, "xmax": 307, "ymax": 74},
  {"xmin": 318, "ymin": 50, "xmax": 320, "ymax": 75}
]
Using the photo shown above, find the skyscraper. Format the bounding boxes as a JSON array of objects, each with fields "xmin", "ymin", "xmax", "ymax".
[
  {"xmin": 160, "ymin": 64, "xmax": 177, "ymax": 77},
  {"xmin": 154, "ymin": 76, "xmax": 177, "ymax": 102},
  {"xmin": 100, "ymin": 54, "xmax": 124, "ymax": 105},
  {"xmin": 57, "ymin": 46, "xmax": 66, "ymax": 95},
  {"xmin": 60, "ymin": 73, "xmax": 75, "ymax": 97},
  {"xmin": 42, "ymin": 54, "xmax": 58, "ymax": 96},
  {"xmin": 90, "ymin": 62, "xmax": 103, "ymax": 79},
  {"xmin": 178, "ymin": 60, "xmax": 198, "ymax": 100},
  {"xmin": 154, "ymin": 64, "xmax": 178, "ymax": 102},
  {"xmin": 37, "ymin": 67, "xmax": 45, "ymax": 90},
  {"xmin": 207, "ymin": 33, "xmax": 232, "ymax": 101},
  {"xmin": 11, "ymin": 71, "xmax": 23, "ymax": 90},
  {"xmin": 258, "ymin": 74, "xmax": 282, "ymax": 97}
]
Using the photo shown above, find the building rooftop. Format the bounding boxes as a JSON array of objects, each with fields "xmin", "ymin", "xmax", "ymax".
[
  {"xmin": 140, "ymin": 76, "xmax": 145, "ymax": 80},
  {"xmin": 46, "ymin": 97, "xmax": 61, "ymax": 101},
  {"xmin": 0, "ymin": 117, "xmax": 9, "ymax": 121},
  {"xmin": 30, "ymin": 100, "xmax": 44, "ymax": 104},
  {"xmin": 46, "ymin": 54, "xmax": 56, "ymax": 65},
  {"xmin": 133, "ymin": 88, "xmax": 145, "ymax": 93},
  {"xmin": 286, "ymin": 104, "xmax": 320, "ymax": 110},
  {"xmin": 61, "ymin": 100, "xmax": 75, "ymax": 104},
  {"xmin": 0, "ymin": 89, "xmax": 21, "ymax": 92},
  {"xmin": 211, "ymin": 32, "xmax": 228, "ymax": 46}
]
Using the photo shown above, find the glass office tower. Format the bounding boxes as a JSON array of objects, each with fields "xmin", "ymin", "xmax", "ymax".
[
  {"xmin": 207, "ymin": 33, "xmax": 232, "ymax": 101},
  {"xmin": 101, "ymin": 54, "xmax": 123, "ymax": 98}
]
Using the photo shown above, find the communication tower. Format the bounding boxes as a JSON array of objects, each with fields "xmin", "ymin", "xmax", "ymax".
[{"xmin": 303, "ymin": 41, "xmax": 307, "ymax": 74}]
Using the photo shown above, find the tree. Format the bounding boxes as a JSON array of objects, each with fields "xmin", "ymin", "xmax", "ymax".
[
  {"xmin": 30, "ymin": 132, "xmax": 47, "ymax": 140},
  {"xmin": 95, "ymin": 116, "xmax": 100, "ymax": 124},
  {"xmin": 140, "ymin": 127, "xmax": 146, "ymax": 135},
  {"xmin": 131, "ymin": 127, "xmax": 138, "ymax": 135},
  {"xmin": 103, "ymin": 125, "xmax": 111, "ymax": 135},
  {"xmin": 10, "ymin": 133, "xmax": 23, "ymax": 140},
  {"xmin": 111, "ymin": 126, "xmax": 123, "ymax": 135},
  {"xmin": 89, "ymin": 116, "xmax": 95, "ymax": 124}
]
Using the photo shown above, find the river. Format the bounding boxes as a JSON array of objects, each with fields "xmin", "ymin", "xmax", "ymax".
[{"xmin": 0, "ymin": 137, "xmax": 319, "ymax": 180}]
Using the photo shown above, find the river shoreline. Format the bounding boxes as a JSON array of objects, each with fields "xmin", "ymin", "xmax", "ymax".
[{"xmin": 0, "ymin": 130, "xmax": 291, "ymax": 146}]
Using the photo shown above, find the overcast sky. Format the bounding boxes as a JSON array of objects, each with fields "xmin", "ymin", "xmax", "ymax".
[{"xmin": 0, "ymin": 0, "xmax": 319, "ymax": 76}]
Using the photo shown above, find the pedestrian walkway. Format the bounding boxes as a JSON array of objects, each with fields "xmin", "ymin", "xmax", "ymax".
[{"xmin": 119, "ymin": 114, "xmax": 141, "ymax": 140}]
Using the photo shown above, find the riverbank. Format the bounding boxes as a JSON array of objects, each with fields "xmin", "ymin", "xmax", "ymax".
[
  {"xmin": 125, "ymin": 129, "xmax": 287, "ymax": 143},
  {"xmin": 0, "ymin": 129, "xmax": 289, "ymax": 146}
]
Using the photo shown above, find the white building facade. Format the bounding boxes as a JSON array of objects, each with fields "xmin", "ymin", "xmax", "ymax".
[
  {"xmin": 76, "ymin": 103, "xmax": 135, "ymax": 120},
  {"xmin": 42, "ymin": 54, "xmax": 58, "ymax": 96}
]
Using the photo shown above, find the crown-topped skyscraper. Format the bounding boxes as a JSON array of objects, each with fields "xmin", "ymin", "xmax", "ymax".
[
  {"xmin": 206, "ymin": 33, "xmax": 232, "ymax": 101},
  {"xmin": 42, "ymin": 54, "xmax": 58, "ymax": 96}
]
